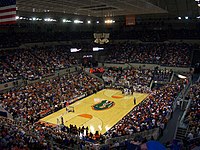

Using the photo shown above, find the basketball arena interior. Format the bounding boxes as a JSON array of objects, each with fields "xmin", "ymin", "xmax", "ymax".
[{"xmin": 0, "ymin": 0, "xmax": 200, "ymax": 150}]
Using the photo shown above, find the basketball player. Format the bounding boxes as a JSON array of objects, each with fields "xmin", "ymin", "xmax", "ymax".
[
  {"xmin": 66, "ymin": 101, "xmax": 69, "ymax": 113},
  {"xmin": 121, "ymin": 88, "xmax": 124, "ymax": 94},
  {"xmin": 131, "ymin": 88, "xmax": 134, "ymax": 95},
  {"xmin": 129, "ymin": 88, "xmax": 132, "ymax": 95},
  {"xmin": 61, "ymin": 116, "xmax": 64, "ymax": 125},
  {"xmin": 57, "ymin": 118, "xmax": 60, "ymax": 125},
  {"xmin": 133, "ymin": 97, "xmax": 136, "ymax": 105}
]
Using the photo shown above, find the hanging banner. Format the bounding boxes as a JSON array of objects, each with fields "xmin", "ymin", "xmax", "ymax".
[{"xmin": 126, "ymin": 15, "xmax": 136, "ymax": 26}]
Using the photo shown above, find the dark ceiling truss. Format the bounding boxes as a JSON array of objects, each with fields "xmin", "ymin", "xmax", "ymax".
[
  {"xmin": 16, "ymin": 0, "xmax": 199, "ymax": 17},
  {"xmin": 16, "ymin": 0, "xmax": 167, "ymax": 16}
]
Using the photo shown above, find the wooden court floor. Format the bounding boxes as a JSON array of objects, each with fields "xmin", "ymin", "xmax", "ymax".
[{"xmin": 40, "ymin": 89, "xmax": 148, "ymax": 134}]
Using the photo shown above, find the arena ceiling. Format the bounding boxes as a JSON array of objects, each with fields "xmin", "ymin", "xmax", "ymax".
[{"xmin": 17, "ymin": 0, "xmax": 199, "ymax": 17}]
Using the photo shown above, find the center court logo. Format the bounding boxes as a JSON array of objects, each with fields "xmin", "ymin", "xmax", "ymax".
[{"xmin": 92, "ymin": 100, "xmax": 115, "ymax": 110}]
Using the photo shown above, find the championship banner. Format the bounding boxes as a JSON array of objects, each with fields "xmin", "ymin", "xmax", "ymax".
[
  {"xmin": 94, "ymin": 33, "xmax": 110, "ymax": 44},
  {"xmin": 126, "ymin": 15, "xmax": 136, "ymax": 26}
]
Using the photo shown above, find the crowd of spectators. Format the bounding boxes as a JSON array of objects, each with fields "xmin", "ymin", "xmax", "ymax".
[
  {"xmin": 0, "ymin": 42, "xmax": 194, "ymax": 84},
  {"xmin": 0, "ymin": 71, "xmax": 104, "ymax": 149},
  {"xmin": 0, "ymin": 72, "xmax": 103, "ymax": 124},
  {"xmin": 105, "ymin": 43, "xmax": 192, "ymax": 67},
  {"xmin": 32, "ymin": 122, "xmax": 106, "ymax": 149},
  {"xmin": 104, "ymin": 43, "xmax": 161, "ymax": 64},
  {"xmin": 31, "ymin": 46, "xmax": 77, "ymax": 70},
  {"xmin": 184, "ymin": 82, "xmax": 200, "ymax": 140},
  {"xmin": 0, "ymin": 72, "xmax": 103, "ymax": 149},
  {"xmin": 0, "ymin": 42, "xmax": 192, "ymax": 149},
  {"xmin": 0, "ymin": 117, "xmax": 49, "ymax": 149},
  {"xmin": 161, "ymin": 43, "xmax": 191, "ymax": 67},
  {"xmin": 6, "ymin": 49, "xmax": 55, "ymax": 80},
  {"xmin": 0, "ymin": 47, "xmax": 77, "ymax": 82},
  {"xmin": 0, "ymin": 67, "xmax": 189, "ymax": 149},
  {"xmin": 0, "ymin": 60, "xmax": 20, "ymax": 84},
  {"xmin": 0, "ymin": 115, "xmax": 107, "ymax": 150}
]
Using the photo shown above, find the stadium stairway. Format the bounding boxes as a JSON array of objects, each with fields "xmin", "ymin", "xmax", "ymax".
[
  {"xmin": 159, "ymin": 108, "xmax": 183, "ymax": 144},
  {"xmin": 175, "ymin": 127, "xmax": 187, "ymax": 140}
]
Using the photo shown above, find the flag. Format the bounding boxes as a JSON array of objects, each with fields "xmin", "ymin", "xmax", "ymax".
[{"xmin": 0, "ymin": 0, "xmax": 16, "ymax": 25}]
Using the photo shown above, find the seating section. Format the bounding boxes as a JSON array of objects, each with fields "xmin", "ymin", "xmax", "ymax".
[
  {"xmin": 1, "ymin": 78, "xmax": 187, "ymax": 149},
  {"xmin": 105, "ymin": 43, "xmax": 192, "ymax": 67},
  {"xmin": 1, "ymin": 73, "xmax": 103, "ymax": 123},
  {"xmin": 161, "ymin": 43, "xmax": 191, "ymax": 67},
  {"xmin": 0, "ymin": 60, "xmax": 20, "ymax": 84},
  {"xmin": 184, "ymin": 82, "xmax": 200, "ymax": 139},
  {"xmin": 0, "ymin": 47, "xmax": 76, "ymax": 81},
  {"xmin": 0, "ymin": 116, "xmax": 106, "ymax": 149},
  {"xmin": 105, "ymin": 43, "xmax": 162, "ymax": 64},
  {"xmin": 31, "ymin": 46, "xmax": 77, "ymax": 70},
  {"xmin": 6, "ymin": 49, "xmax": 55, "ymax": 80},
  {"xmin": 0, "ymin": 42, "xmax": 193, "ymax": 84},
  {"xmin": 0, "ymin": 41, "xmax": 195, "ymax": 149},
  {"xmin": 0, "ymin": 117, "xmax": 47, "ymax": 149}
]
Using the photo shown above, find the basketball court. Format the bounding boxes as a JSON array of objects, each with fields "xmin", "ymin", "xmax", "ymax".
[{"xmin": 40, "ymin": 89, "xmax": 148, "ymax": 134}]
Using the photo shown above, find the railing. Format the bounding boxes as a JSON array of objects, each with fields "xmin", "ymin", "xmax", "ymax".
[
  {"xmin": 149, "ymin": 79, "xmax": 154, "ymax": 89},
  {"xmin": 184, "ymin": 81, "xmax": 192, "ymax": 96},
  {"xmin": 170, "ymin": 72, "xmax": 174, "ymax": 82},
  {"xmin": 172, "ymin": 93, "xmax": 181, "ymax": 111},
  {"xmin": 179, "ymin": 99, "xmax": 191, "ymax": 128},
  {"xmin": 172, "ymin": 79, "xmax": 191, "ymax": 111},
  {"xmin": 197, "ymin": 75, "xmax": 200, "ymax": 82},
  {"xmin": 185, "ymin": 125, "xmax": 190, "ymax": 139},
  {"xmin": 174, "ymin": 80, "xmax": 194, "ymax": 143}
]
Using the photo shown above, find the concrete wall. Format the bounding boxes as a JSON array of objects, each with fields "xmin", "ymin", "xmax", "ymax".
[
  {"xmin": 99, "ymin": 63, "xmax": 190, "ymax": 72},
  {"xmin": 0, "ymin": 79, "xmax": 24, "ymax": 92},
  {"xmin": 168, "ymin": 39, "xmax": 200, "ymax": 44}
]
